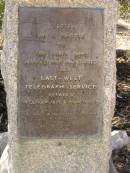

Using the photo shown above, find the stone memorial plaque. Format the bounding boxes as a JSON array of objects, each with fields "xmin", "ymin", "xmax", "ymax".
[{"xmin": 18, "ymin": 7, "xmax": 104, "ymax": 138}]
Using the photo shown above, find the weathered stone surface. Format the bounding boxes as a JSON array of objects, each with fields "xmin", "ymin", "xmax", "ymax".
[
  {"xmin": 117, "ymin": 19, "xmax": 130, "ymax": 31},
  {"xmin": 116, "ymin": 34, "xmax": 130, "ymax": 50},
  {"xmin": 0, "ymin": 133, "xmax": 8, "ymax": 157},
  {"xmin": 116, "ymin": 19, "xmax": 130, "ymax": 50},
  {"xmin": 1, "ymin": 0, "xmax": 117, "ymax": 173}
]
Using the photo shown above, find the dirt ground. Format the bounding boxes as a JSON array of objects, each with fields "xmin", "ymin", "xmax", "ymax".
[
  {"xmin": 0, "ymin": 51, "xmax": 130, "ymax": 172},
  {"xmin": 112, "ymin": 50, "xmax": 130, "ymax": 173}
]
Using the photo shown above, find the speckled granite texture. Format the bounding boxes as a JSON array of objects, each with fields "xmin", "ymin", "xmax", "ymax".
[{"xmin": 1, "ymin": 0, "xmax": 118, "ymax": 173}]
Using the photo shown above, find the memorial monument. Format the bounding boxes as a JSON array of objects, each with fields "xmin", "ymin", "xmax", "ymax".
[{"xmin": 1, "ymin": 0, "xmax": 117, "ymax": 172}]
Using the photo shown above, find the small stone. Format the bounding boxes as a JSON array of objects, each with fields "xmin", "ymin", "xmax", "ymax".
[
  {"xmin": 111, "ymin": 130, "xmax": 130, "ymax": 150},
  {"xmin": 0, "ymin": 145, "xmax": 9, "ymax": 173},
  {"xmin": 0, "ymin": 133, "xmax": 8, "ymax": 157}
]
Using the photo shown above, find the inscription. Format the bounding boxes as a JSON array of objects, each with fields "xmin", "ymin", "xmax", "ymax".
[
  {"xmin": 25, "ymin": 84, "xmax": 97, "ymax": 90},
  {"xmin": 24, "ymin": 59, "xmax": 98, "ymax": 65},
  {"xmin": 56, "ymin": 24, "xmax": 76, "ymax": 30},
  {"xmin": 18, "ymin": 7, "xmax": 104, "ymax": 137},
  {"xmin": 61, "ymin": 33, "xmax": 85, "ymax": 40},
  {"xmin": 22, "ymin": 99, "xmax": 99, "ymax": 105},
  {"xmin": 40, "ymin": 76, "xmax": 81, "ymax": 81}
]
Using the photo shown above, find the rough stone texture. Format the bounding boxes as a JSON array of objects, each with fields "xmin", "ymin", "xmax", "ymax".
[{"xmin": 1, "ymin": 0, "xmax": 118, "ymax": 173}]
